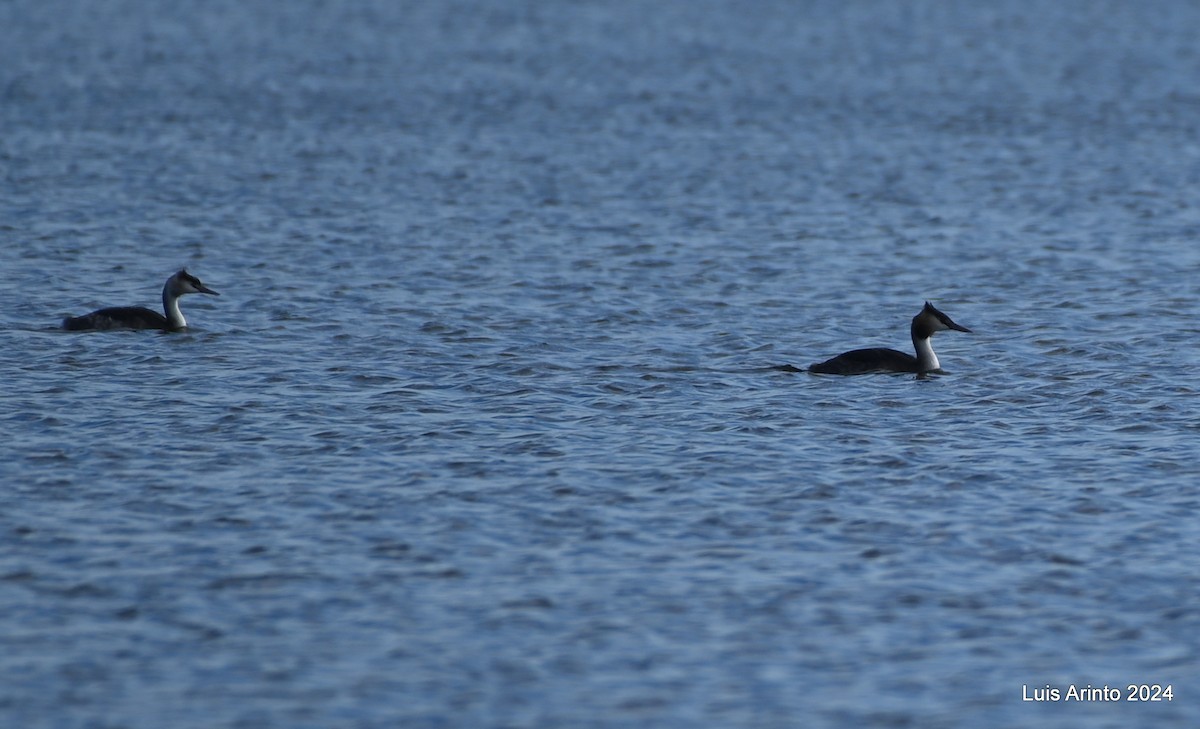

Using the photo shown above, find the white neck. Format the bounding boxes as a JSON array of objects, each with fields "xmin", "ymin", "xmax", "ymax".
[
  {"xmin": 164, "ymin": 292, "xmax": 186, "ymax": 329},
  {"xmin": 914, "ymin": 336, "xmax": 940, "ymax": 372}
]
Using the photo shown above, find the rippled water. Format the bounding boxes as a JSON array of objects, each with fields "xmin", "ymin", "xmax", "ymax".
[{"xmin": 3, "ymin": 1, "xmax": 1199, "ymax": 727}]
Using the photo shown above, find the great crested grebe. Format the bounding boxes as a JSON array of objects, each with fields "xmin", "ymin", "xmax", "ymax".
[
  {"xmin": 808, "ymin": 302, "xmax": 971, "ymax": 375},
  {"xmin": 62, "ymin": 269, "xmax": 219, "ymax": 331}
]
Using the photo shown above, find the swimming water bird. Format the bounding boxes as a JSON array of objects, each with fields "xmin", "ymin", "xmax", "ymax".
[
  {"xmin": 808, "ymin": 302, "xmax": 971, "ymax": 375},
  {"xmin": 62, "ymin": 269, "xmax": 219, "ymax": 331}
]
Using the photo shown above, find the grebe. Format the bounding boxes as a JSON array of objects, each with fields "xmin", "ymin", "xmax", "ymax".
[
  {"xmin": 808, "ymin": 302, "xmax": 971, "ymax": 375},
  {"xmin": 62, "ymin": 269, "xmax": 219, "ymax": 331}
]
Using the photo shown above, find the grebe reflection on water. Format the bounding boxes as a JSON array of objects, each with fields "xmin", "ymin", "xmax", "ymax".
[
  {"xmin": 62, "ymin": 269, "xmax": 219, "ymax": 331},
  {"xmin": 808, "ymin": 302, "xmax": 971, "ymax": 375}
]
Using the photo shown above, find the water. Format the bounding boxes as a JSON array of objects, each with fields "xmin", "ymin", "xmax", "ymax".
[{"xmin": 2, "ymin": 1, "xmax": 1199, "ymax": 727}]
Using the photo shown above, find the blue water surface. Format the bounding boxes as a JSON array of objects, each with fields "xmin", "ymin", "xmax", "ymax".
[{"xmin": 1, "ymin": 1, "xmax": 1199, "ymax": 727}]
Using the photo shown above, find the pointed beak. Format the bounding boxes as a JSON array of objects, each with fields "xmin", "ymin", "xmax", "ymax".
[
  {"xmin": 198, "ymin": 284, "xmax": 219, "ymax": 296},
  {"xmin": 948, "ymin": 319, "xmax": 971, "ymax": 333}
]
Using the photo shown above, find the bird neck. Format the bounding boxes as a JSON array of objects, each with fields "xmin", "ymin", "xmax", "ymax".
[
  {"xmin": 163, "ymin": 284, "xmax": 186, "ymax": 329},
  {"xmin": 912, "ymin": 334, "xmax": 939, "ymax": 372}
]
